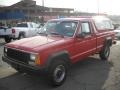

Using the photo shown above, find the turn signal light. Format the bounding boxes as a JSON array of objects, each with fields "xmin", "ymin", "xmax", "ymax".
[{"xmin": 35, "ymin": 55, "xmax": 41, "ymax": 65}]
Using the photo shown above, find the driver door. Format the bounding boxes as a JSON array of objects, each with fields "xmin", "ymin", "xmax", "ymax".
[{"xmin": 74, "ymin": 21, "xmax": 96, "ymax": 62}]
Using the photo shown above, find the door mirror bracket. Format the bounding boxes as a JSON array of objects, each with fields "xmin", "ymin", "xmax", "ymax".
[{"xmin": 76, "ymin": 33, "xmax": 85, "ymax": 38}]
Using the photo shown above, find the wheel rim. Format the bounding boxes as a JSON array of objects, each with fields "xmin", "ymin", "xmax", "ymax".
[{"xmin": 53, "ymin": 65, "xmax": 66, "ymax": 83}]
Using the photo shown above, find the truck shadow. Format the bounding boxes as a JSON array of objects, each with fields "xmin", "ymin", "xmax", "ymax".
[{"xmin": 0, "ymin": 57, "xmax": 113, "ymax": 90}]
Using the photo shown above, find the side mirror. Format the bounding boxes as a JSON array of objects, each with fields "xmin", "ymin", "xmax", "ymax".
[{"xmin": 76, "ymin": 33, "xmax": 85, "ymax": 38}]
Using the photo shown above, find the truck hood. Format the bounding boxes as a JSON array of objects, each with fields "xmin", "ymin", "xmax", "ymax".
[{"xmin": 7, "ymin": 36, "xmax": 63, "ymax": 50}]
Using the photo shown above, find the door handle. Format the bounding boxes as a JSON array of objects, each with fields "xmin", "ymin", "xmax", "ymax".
[{"xmin": 84, "ymin": 35, "xmax": 91, "ymax": 38}]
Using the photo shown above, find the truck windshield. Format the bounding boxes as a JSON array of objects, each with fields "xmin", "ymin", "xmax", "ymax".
[
  {"xmin": 40, "ymin": 21, "xmax": 78, "ymax": 37},
  {"xmin": 16, "ymin": 23, "xmax": 28, "ymax": 27}
]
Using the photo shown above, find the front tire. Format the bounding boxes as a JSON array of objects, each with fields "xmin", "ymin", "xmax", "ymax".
[
  {"xmin": 48, "ymin": 60, "xmax": 67, "ymax": 86},
  {"xmin": 18, "ymin": 34, "xmax": 25, "ymax": 39},
  {"xmin": 99, "ymin": 45, "xmax": 110, "ymax": 60}
]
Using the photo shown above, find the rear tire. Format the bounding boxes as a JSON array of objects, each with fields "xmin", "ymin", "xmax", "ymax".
[
  {"xmin": 99, "ymin": 45, "xmax": 110, "ymax": 60},
  {"xmin": 48, "ymin": 60, "xmax": 68, "ymax": 86},
  {"xmin": 4, "ymin": 37, "xmax": 12, "ymax": 43}
]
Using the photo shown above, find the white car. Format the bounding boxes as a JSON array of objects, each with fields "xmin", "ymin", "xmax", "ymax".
[
  {"xmin": 0, "ymin": 26, "xmax": 12, "ymax": 43},
  {"xmin": 114, "ymin": 27, "xmax": 120, "ymax": 39},
  {"xmin": 11, "ymin": 22, "xmax": 39, "ymax": 39}
]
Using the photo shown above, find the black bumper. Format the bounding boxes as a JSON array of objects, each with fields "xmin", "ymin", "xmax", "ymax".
[
  {"xmin": 2, "ymin": 56, "xmax": 45, "ymax": 73},
  {"xmin": 0, "ymin": 35, "xmax": 13, "ymax": 38}
]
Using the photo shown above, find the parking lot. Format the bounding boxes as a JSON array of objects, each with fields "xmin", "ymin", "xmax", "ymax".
[{"xmin": 0, "ymin": 39, "xmax": 120, "ymax": 90}]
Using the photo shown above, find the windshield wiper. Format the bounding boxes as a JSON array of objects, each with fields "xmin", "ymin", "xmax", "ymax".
[{"xmin": 50, "ymin": 32, "xmax": 64, "ymax": 37}]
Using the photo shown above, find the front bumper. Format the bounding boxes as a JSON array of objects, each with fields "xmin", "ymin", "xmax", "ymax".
[{"xmin": 2, "ymin": 56, "xmax": 45, "ymax": 73}]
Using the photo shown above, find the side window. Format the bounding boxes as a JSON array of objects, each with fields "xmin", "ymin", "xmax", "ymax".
[
  {"xmin": 16, "ymin": 23, "xmax": 28, "ymax": 27},
  {"xmin": 32, "ymin": 23, "xmax": 37, "ymax": 28},
  {"xmin": 94, "ymin": 19, "xmax": 114, "ymax": 30},
  {"xmin": 30, "ymin": 23, "xmax": 33, "ymax": 28},
  {"xmin": 81, "ymin": 22, "xmax": 91, "ymax": 34}
]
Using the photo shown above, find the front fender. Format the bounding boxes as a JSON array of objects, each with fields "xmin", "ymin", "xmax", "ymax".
[{"xmin": 44, "ymin": 50, "xmax": 71, "ymax": 69}]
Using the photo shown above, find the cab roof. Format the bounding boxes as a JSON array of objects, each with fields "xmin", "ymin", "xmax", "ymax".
[
  {"xmin": 49, "ymin": 17, "xmax": 92, "ymax": 22},
  {"xmin": 49, "ymin": 16, "xmax": 110, "ymax": 22}
]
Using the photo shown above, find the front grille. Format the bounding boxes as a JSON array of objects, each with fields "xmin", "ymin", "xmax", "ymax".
[{"xmin": 6, "ymin": 48, "xmax": 30, "ymax": 63}]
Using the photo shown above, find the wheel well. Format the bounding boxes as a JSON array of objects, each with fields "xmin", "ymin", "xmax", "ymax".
[
  {"xmin": 18, "ymin": 32, "xmax": 26, "ymax": 39},
  {"xmin": 19, "ymin": 32, "xmax": 25, "ymax": 36},
  {"xmin": 45, "ymin": 51, "xmax": 71, "ymax": 69},
  {"xmin": 104, "ymin": 39, "xmax": 112, "ymax": 46}
]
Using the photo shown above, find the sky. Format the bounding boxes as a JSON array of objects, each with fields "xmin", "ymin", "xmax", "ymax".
[{"xmin": 0, "ymin": 0, "xmax": 120, "ymax": 15}]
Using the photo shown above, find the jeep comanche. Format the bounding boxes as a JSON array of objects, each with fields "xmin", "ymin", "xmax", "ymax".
[{"xmin": 2, "ymin": 16, "xmax": 115, "ymax": 86}]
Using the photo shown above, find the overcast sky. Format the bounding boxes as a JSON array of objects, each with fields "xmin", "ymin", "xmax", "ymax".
[{"xmin": 0, "ymin": 0, "xmax": 120, "ymax": 15}]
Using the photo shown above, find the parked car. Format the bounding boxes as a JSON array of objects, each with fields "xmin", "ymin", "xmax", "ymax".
[
  {"xmin": 2, "ymin": 16, "xmax": 116, "ymax": 86},
  {"xmin": 114, "ymin": 27, "xmax": 120, "ymax": 39},
  {"xmin": 11, "ymin": 22, "xmax": 39, "ymax": 39},
  {"xmin": 0, "ymin": 26, "xmax": 13, "ymax": 43}
]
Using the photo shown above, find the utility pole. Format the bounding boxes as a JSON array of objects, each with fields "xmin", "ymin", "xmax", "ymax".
[
  {"xmin": 42, "ymin": 0, "xmax": 44, "ymax": 7},
  {"xmin": 41, "ymin": 0, "xmax": 44, "ymax": 23},
  {"xmin": 97, "ymin": 0, "xmax": 100, "ymax": 15}
]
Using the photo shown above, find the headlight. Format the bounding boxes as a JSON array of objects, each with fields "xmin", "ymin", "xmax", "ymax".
[
  {"xmin": 29, "ymin": 54, "xmax": 41, "ymax": 65},
  {"xmin": 30, "ymin": 54, "xmax": 36, "ymax": 61}
]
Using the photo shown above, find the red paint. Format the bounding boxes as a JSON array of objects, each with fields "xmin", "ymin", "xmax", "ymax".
[{"xmin": 5, "ymin": 17, "xmax": 115, "ymax": 66}]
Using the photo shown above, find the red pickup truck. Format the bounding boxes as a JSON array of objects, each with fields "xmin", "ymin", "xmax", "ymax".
[{"xmin": 2, "ymin": 16, "xmax": 115, "ymax": 86}]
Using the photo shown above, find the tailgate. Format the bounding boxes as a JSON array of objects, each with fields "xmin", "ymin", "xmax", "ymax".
[{"xmin": 0, "ymin": 28, "xmax": 12, "ymax": 35}]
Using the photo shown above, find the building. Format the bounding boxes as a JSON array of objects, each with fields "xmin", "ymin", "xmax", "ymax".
[
  {"xmin": 1, "ymin": 0, "xmax": 107, "ymax": 25},
  {"xmin": 0, "ymin": 0, "xmax": 74, "ymax": 22}
]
